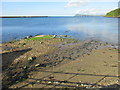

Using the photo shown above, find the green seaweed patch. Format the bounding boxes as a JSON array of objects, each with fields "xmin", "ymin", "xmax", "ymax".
[{"xmin": 28, "ymin": 35, "xmax": 54, "ymax": 40}]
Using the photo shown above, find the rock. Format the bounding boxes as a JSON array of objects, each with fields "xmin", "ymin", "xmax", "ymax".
[
  {"xmin": 49, "ymin": 75, "xmax": 54, "ymax": 79},
  {"xmin": 59, "ymin": 46, "xmax": 61, "ymax": 48},
  {"xmin": 77, "ymin": 55, "xmax": 80, "ymax": 57},
  {"xmin": 40, "ymin": 64, "xmax": 47, "ymax": 67},
  {"xmin": 81, "ymin": 84, "xmax": 84, "ymax": 86},
  {"xmin": 94, "ymin": 48, "xmax": 97, "ymax": 49},
  {"xmin": 28, "ymin": 35, "xmax": 33, "ymax": 38},
  {"xmin": 60, "ymin": 38, "xmax": 64, "ymax": 41},
  {"xmin": 76, "ymin": 84, "xmax": 79, "ymax": 87},
  {"xmin": 40, "ymin": 42, "xmax": 43, "ymax": 44},
  {"xmin": 110, "ymin": 56, "xmax": 112, "ymax": 58},
  {"xmin": 87, "ymin": 53, "xmax": 90, "ymax": 55},
  {"xmin": 24, "ymin": 35, "xmax": 32, "ymax": 39},
  {"xmin": 53, "ymin": 35, "xmax": 57, "ymax": 38},
  {"xmin": 48, "ymin": 81, "xmax": 52, "ymax": 84},
  {"xmin": 96, "ymin": 46, "xmax": 98, "ymax": 48},
  {"xmin": 79, "ymin": 80, "xmax": 82, "ymax": 83},
  {"xmin": 28, "ymin": 57, "xmax": 33, "ymax": 61},
  {"xmin": 44, "ymin": 59, "xmax": 49, "ymax": 62},
  {"xmin": 62, "ymin": 57, "xmax": 66, "ymax": 59},
  {"xmin": 111, "ymin": 65, "xmax": 118, "ymax": 67},
  {"xmin": 24, "ymin": 36, "xmax": 29, "ymax": 39},
  {"xmin": 23, "ymin": 66, "xmax": 28, "ymax": 69},
  {"xmin": 19, "ymin": 72, "xmax": 28, "ymax": 79},
  {"xmin": 28, "ymin": 57, "xmax": 36, "ymax": 62},
  {"xmin": 22, "ymin": 43, "xmax": 26, "ymax": 46},
  {"xmin": 54, "ymin": 81, "xmax": 59, "ymax": 84},
  {"xmin": 62, "ymin": 80, "xmax": 68, "ymax": 83},
  {"xmin": 106, "ymin": 42, "xmax": 108, "ymax": 44},
  {"xmin": 35, "ymin": 63, "xmax": 47, "ymax": 67},
  {"xmin": 64, "ymin": 35, "xmax": 67, "ymax": 37},
  {"xmin": 68, "ymin": 57, "xmax": 72, "ymax": 59},
  {"xmin": 35, "ymin": 64, "xmax": 40, "ymax": 67},
  {"xmin": 29, "ymin": 84, "xmax": 33, "ymax": 87},
  {"xmin": 36, "ymin": 80, "xmax": 41, "ymax": 83}
]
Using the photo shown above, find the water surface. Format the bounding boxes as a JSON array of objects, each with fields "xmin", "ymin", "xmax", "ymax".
[{"xmin": 2, "ymin": 16, "xmax": 118, "ymax": 43}]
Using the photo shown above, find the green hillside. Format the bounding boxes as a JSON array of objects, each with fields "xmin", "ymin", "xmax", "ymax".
[{"xmin": 105, "ymin": 8, "xmax": 120, "ymax": 17}]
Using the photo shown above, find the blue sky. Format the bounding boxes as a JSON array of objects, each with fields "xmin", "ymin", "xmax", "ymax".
[{"xmin": 1, "ymin": 0, "xmax": 119, "ymax": 16}]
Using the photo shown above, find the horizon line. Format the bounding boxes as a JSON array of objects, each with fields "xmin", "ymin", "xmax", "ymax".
[{"xmin": 0, "ymin": 14, "xmax": 105, "ymax": 18}]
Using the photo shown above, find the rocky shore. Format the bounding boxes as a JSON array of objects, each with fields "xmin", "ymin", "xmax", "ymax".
[{"xmin": 1, "ymin": 35, "xmax": 119, "ymax": 89}]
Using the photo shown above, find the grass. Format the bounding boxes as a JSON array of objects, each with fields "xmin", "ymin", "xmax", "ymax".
[{"xmin": 28, "ymin": 35, "xmax": 54, "ymax": 40}]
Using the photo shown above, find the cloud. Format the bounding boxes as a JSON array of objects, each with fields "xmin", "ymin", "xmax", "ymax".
[
  {"xmin": 65, "ymin": 0, "xmax": 119, "ymax": 8},
  {"xmin": 65, "ymin": 0, "xmax": 89, "ymax": 8},
  {"xmin": 76, "ymin": 8, "xmax": 114, "ymax": 15}
]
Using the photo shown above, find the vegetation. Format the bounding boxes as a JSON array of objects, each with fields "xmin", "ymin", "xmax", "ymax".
[
  {"xmin": 28, "ymin": 35, "xmax": 54, "ymax": 40},
  {"xmin": 105, "ymin": 8, "xmax": 120, "ymax": 17}
]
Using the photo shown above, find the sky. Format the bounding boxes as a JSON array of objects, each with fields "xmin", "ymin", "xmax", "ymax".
[{"xmin": 0, "ymin": 0, "xmax": 119, "ymax": 16}]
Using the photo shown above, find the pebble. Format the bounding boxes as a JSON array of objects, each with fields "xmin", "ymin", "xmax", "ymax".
[
  {"xmin": 76, "ymin": 84, "xmax": 79, "ymax": 87},
  {"xmin": 81, "ymin": 84, "xmax": 84, "ymax": 86},
  {"xmin": 29, "ymin": 84, "xmax": 33, "ymax": 87},
  {"xmin": 110, "ymin": 56, "xmax": 112, "ymax": 58},
  {"xmin": 64, "ymin": 35, "xmax": 67, "ymax": 37},
  {"xmin": 28, "ymin": 57, "xmax": 33, "ymax": 61},
  {"xmin": 54, "ymin": 81, "xmax": 59, "ymax": 84},
  {"xmin": 36, "ymin": 80, "xmax": 41, "ymax": 83},
  {"xmin": 79, "ymin": 80, "xmax": 82, "ymax": 83},
  {"xmin": 28, "ymin": 57, "xmax": 36, "ymax": 61},
  {"xmin": 49, "ymin": 75, "xmax": 54, "ymax": 79},
  {"xmin": 40, "ymin": 64, "xmax": 47, "ymax": 67},
  {"xmin": 111, "ymin": 65, "xmax": 118, "ymax": 67},
  {"xmin": 87, "ymin": 53, "xmax": 90, "ymax": 55},
  {"xmin": 23, "ymin": 66, "xmax": 27, "ymax": 69},
  {"xmin": 40, "ymin": 42, "xmax": 43, "ymax": 44},
  {"xmin": 35, "ymin": 64, "xmax": 40, "ymax": 67},
  {"xmin": 48, "ymin": 81, "xmax": 52, "ymax": 84},
  {"xmin": 53, "ymin": 35, "xmax": 57, "ymax": 38}
]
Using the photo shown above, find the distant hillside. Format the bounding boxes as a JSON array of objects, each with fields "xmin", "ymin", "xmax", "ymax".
[{"xmin": 105, "ymin": 8, "xmax": 120, "ymax": 17}]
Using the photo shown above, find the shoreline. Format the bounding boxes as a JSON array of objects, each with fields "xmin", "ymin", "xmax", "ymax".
[
  {"xmin": 2, "ymin": 35, "xmax": 119, "ymax": 89},
  {"xmin": 0, "ymin": 16, "xmax": 48, "ymax": 18},
  {"xmin": 2, "ymin": 34, "xmax": 118, "ymax": 45}
]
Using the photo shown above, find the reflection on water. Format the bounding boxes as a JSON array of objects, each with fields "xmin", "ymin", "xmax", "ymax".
[
  {"xmin": 2, "ymin": 16, "xmax": 118, "ymax": 43},
  {"xmin": 67, "ymin": 23, "xmax": 118, "ymax": 43}
]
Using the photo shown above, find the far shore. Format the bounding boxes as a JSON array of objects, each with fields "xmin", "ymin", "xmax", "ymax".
[
  {"xmin": 0, "ymin": 16, "xmax": 48, "ymax": 18},
  {"xmin": 104, "ymin": 16, "xmax": 120, "ymax": 18}
]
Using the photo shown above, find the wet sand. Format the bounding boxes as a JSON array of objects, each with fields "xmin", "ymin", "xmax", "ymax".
[{"xmin": 1, "ymin": 36, "xmax": 119, "ymax": 89}]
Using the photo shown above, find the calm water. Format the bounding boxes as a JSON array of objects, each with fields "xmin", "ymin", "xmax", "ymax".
[{"xmin": 2, "ymin": 16, "xmax": 118, "ymax": 43}]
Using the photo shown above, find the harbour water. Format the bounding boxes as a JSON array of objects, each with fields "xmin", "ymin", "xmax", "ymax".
[{"xmin": 2, "ymin": 16, "xmax": 118, "ymax": 43}]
